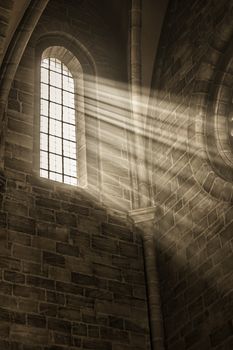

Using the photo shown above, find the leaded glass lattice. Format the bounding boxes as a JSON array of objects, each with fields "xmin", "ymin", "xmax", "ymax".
[{"xmin": 40, "ymin": 57, "xmax": 77, "ymax": 185}]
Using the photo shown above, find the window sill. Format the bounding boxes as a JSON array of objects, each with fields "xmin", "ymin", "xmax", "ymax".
[{"xmin": 29, "ymin": 171, "xmax": 88, "ymax": 193}]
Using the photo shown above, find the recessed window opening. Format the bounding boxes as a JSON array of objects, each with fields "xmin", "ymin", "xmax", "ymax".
[{"xmin": 40, "ymin": 57, "xmax": 77, "ymax": 186}]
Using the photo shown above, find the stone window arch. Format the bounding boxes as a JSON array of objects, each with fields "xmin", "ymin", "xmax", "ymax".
[
  {"xmin": 33, "ymin": 37, "xmax": 100, "ymax": 190},
  {"xmin": 39, "ymin": 46, "xmax": 86, "ymax": 187},
  {"xmin": 206, "ymin": 39, "xmax": 233, "ymax": 183}
]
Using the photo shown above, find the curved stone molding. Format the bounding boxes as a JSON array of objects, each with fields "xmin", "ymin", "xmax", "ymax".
[
  {"xmin": 0, "ymin": 0, "xmax": 49, "ymax": 168},
  {"xmin": 0, "ymin": 0, "xmax": 49, "ymax": 116},
  {"xmin": 33, "ymin": 33, "xmax": 97, "ymax": 75},
  {"xmin": 206, "ymin": 40, "xmax": 233, "ymax": 181},
  {"xmin": 187, "ymin": 7, "xmax": 233, "ymax": 202},
  {"xmin": 147, "ymin": 2, "xmax": 233, "ymax": 204},
  {"xmin": 32, "ymin": 33, "xmax": 101, "ymax": 195}
]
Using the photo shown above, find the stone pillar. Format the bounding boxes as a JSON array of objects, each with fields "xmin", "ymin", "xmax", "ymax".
[
  {"xmin": 130, "ymin": 0, "xmax": 151, "ymax": 209},
  {"xmin": 129, "ymin": 207, "xmax": 165, "ymax": 350}
]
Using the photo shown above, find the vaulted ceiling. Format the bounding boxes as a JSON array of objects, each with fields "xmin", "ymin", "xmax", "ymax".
[{"xmin": 1, "ymin": 0, "xmax": 168, "ymax": 95}]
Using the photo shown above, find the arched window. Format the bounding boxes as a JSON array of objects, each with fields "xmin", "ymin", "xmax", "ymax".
[
  {"xmin": 35, "ymin": 42, "xmax": 98, "ymax": 190},
  {"xmin": 40, "ymin": 56, "xmax": 77, "ymax": 185}
]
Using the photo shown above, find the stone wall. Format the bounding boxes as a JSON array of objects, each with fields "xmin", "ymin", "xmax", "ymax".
[
  {"xmin": 0, "ymin": 0, "xmax": 14, "ymax": 65},
  {"xmin": 0, "ymin": 0, "xmax": 150, "ymax": 349},
  {"xmin": 149, "ymin": 0, "xmax": 233, "ymax": 349},
  {"xmin": 0, "ymin": 179, "xmax": 150, "ymax": 349}
]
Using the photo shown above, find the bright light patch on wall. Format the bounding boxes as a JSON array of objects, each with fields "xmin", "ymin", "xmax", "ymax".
[{"xmin": 40, "ymin": 57, "xmax": 77, "ymax": 186}]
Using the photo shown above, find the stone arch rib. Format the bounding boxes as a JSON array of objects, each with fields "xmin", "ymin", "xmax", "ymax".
[{"xmin": 0, "ymin": 0, "xmax": 49, "ymax": 168}]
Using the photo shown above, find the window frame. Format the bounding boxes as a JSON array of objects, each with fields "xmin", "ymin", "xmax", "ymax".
[
  {"xmin": 34, "ymin": 43, "xmax": 89, "ymax": 188},
  {"xmin": 34, "ymin": 36, "xmax": 101, "ymax": 193},
  {"xmin": 40, "ymin": 56, "xmax": 78, "ymax": 185}
]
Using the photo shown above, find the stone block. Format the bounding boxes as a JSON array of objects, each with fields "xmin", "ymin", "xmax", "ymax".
[
  {"xmin": 27, "ymin": 314, "xmax": 46, "ymax": 328},
  {"xmin": 13, "ymin": 244, "xmax": 40, "ymax": 263},
  {"xmin": 13, "ymin": 285, "xmax": 45, "ymax": 301},
  {"xmin": 43, "ymin": 251, "xmax": 65, "ymax": 268},
  {"xmin": 8, "ymin": 215, "xmax": 35, "ymax": 235},
  {"xmin": 56, "ymin": 242, "xmax": 79, "ymax": 257},
  {"xmin": 26, "ymin": 276, "xmax": 55, "ymax": 290},
  {"xmin": 48, "ymin": 317, "xmax": 71, "ymax": 333},
  {"xmin": 4, "ymin": 270, "xmax": 25, "ymax": 284},
  {"xmin": 92, "ymin": 235, "xmax": 118, "ymax": 254}
]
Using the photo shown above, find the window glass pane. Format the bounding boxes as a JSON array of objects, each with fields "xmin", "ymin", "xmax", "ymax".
[
  {"xmin": 49, "ymin": 119, "xmax": 62, "ymax": 137},
  {"xmin": 41, "ymin": 100, "xmax": 48, "ymax": 116},
  {"xmin": 63, "ymin": 90, "xmax": 74, "ymax": 107},
  {"xmin": 63, "ymin": 106, "xmax": 75, "ymax": 124},
  {"xmin": 63, "ymin": 123, "xmax": 76, "ymax": 141},
  {"xmin": 41, "ymin": 68, "xmax": 48, "ymax": 84},
  {"xmin": 63, "ymin": 64, "xmax": 72, "ymax": 77},
  {"xmin": 50, "ymin": 58, "xmax": 62, "ymax": 73},
  {"xmin": 40, "ymin": 169, "xmax": 48, "ymax": 178},
  {"xmin": 40, "ymin": 116, "xmax": 48, "ymax": 133},
  {"xmin": 50, "ymin": 70, "xmax": 61, "ymax": 88},
  {"xmin": 49, "ymin": 135, "xmax": 62, "ymax": 155},
  {"xmin": 41, "ymin": 59, "xmax": 49, "ymax": 68},
  {"xmin": 40, "ymin": 55, "xmax": 77, "ymax": 186},
  {"xmin": 41, "ymin": 83, "xmax": 48, "ymax": 99},
  {"xmin": 63, "ymin": 140, "xmax": 76, "ymax": 158},
  {"xmin": 64, "ymin": 175, "xmax": 77, "ymax": 186},
  {"xmin": 64, "ymin": 157, "xmax": 77, "ymax": 177},
  {"xmin": 50, "ymin": 102, "xmax": 62, "ymax": 120},
  {"xmin": 63, "ymin": 75, "xmax": 74, "ymax": 91},
  {"xmin": 40, "ymin": 133, "xmax": 48, "ymax": 151},
  {"xmin": 49, "ymin": 172, "xmax": 56, "ymax": 181},
  {"xmin": 70, "ymin": 160, "xmax": 77, "ymax": 177},
  {"xmin": 64, "ymin": 175, "xmax": 71, "ymax": 185},
  {"xmin": 49, "ymin": 153, "xmax": 62, "ymax": 173},
  {"xmin": 49, "ymin": 172, "xmax": 63, "ymax": 182},
  {"xmin": 70, "ymin": 177, "xmax": 77, "ymax": 186},
  {"xmin": 40, "ymin": 151, "xmax": 48, "ymax": 170},
  {"xmin": 50, "ymin": 86, "xmax": 61, "ymax": 103}
]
